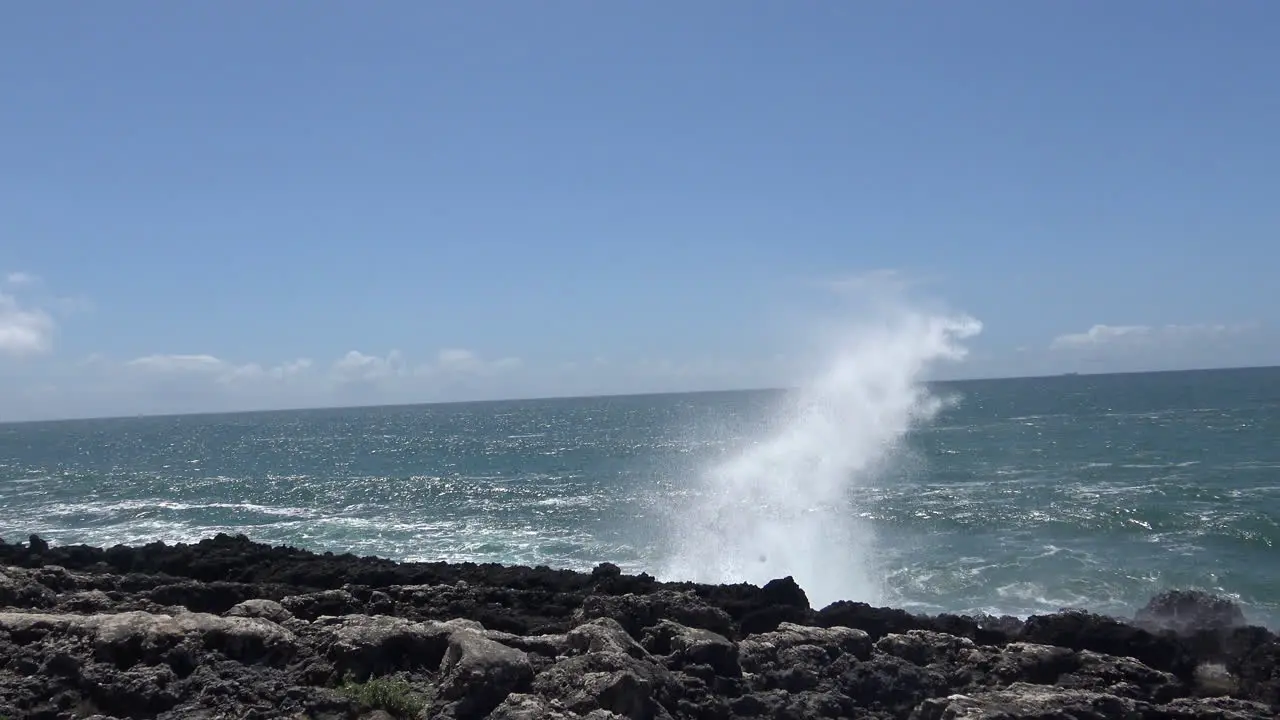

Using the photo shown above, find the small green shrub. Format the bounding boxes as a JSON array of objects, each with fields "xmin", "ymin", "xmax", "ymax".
[{"xmin": 339, "ymin": 676, "xmax": 425, "ymax": 718}]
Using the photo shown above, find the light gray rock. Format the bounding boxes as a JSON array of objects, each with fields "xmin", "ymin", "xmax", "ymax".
[
  {"xmin": 314, "ymin": 614, "xmax": 450, "ymax": 679},
  {"xmin": 909, "ymin": 683, "xmax": 1141, "ymax": 720},
  {"xmin": 436, "ymin": 628, "xmax": 534, "ymax": 719},
  {"xmin": 224, "ymin": 598, "xmax": 294, "ymax": 623},
  {"xmin": 567, "ymin": 617, "xmax": 650, "ymax": 659},
  {"xmin": 877, "ymin": 630, "xmax": 978, "ymax": 667},
  {"xmin": 739, "ymin": 622, "xmax": 871, "ymax": 673}
]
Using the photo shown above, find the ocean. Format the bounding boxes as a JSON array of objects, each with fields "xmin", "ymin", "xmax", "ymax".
[{"xmin": 2, "ymin": 366, "xmax": 1277, "ymax": 628}]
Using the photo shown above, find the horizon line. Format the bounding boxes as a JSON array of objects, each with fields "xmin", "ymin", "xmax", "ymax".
[{"xmin": 2, "ymin": 363, "xmax": 1276, "ymax": 427}]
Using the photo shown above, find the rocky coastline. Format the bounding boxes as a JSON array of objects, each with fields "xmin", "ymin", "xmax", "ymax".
[{"xmin": 0, "ymin": 534, "xmax": 1275, "ymax": 719}]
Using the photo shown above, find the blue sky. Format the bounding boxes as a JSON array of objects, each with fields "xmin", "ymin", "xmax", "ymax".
[{"xmin": 2, "ymin": 2, "xmax": 1277, "ymax": 420}]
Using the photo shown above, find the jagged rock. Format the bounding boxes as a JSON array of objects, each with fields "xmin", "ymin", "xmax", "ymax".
[
  {"xmin": 283, "ymin": 589, "xmax": 364, "ymax": 620},
  {"xmin": 1136, "ymin": 590, "xmax": 1248, "ymax": 635},
  {"xmin": 980, "ymin": 642, "xmax": 1078, "ymax": 685},
  {"xmin": 568, "ymin": 617, "xmax": 651, "ymax": 659},
  {"xmin": 436, "ymin": 628, "xmax": 534, "ymax": 719},
  {"xmin": 28, "ymin": 534, "xmax": 50, "ymax": 554},
  {"xmin": 642, "ymin": 620, "xmax": 740, "ymax": 677},
  {"xmin": 225, "ymin": 598, "xmax": 294, "ymax": 623},
  {"xmin": 1019, "ymin": 608, "xmax": 1195, "ymax": 677},
  {"xmin": 910, "ymin": 683, "xmax": 1143, "ymax": 719},
  {"xmin": 487, "ymin": 693, "xmax": 580, "ymax": 719},
  {"xmin": 1, "ymin": 536, "xmax": 1278, "ymax": 720},
  {"xmin": 1194, "ymin": 662, "xmax": 1239, "ymax": 697},
  {"xmin": 739, "ymin": 622, "xmax": 872, "ymax": 673},
  {"xmin": 315, "ymin": 614, "xmax": 449, "ymax": 679},
  {"xmin": 533, "ymin": 649, "xmax": 680, "ymax": 720},
  {"xmin": 576, "ymin": 591, "xmax": 735, "ymax": 639},
  {"xmin": 1062, "ymin": 649, "xmax": 1181, "ymax": 701},
  {"xmin": 1157, "ymin": 696, "xmax": 1277, "ymax": 719},
  {"xmin": 876, "ymin": 630, "xmax": 977, "ymax": 667}
]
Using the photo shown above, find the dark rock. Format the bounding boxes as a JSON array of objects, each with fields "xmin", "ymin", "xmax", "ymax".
[
  {"xmin": 577, "ymin": 591, "xmax": 735, "ymax": 639},
  {"xmin": 28, "ymin": 534, "xmax": 50, "ymax": 554},
  {"xmin": 1137, "ymin": 590, "xmax": 1249, "ymax": 635},
  {"xmin": 642, "ymin": 620, "xmax": 741, "ymax": 677},
  {"xmin": 1020, "ymin": 608, "xmax": 1196, "ymax": 678},
  {"xmin": 1, "ymin": 535, "xmax": 1278, "ymax": 719}
]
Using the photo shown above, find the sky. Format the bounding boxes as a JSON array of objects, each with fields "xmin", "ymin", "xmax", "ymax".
[{"xmin": 2, "ymin": 2, "xmax": 1278, "ymax": 421}]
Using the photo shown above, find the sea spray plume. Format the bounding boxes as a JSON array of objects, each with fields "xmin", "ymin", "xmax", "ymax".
[{"xmin": 661, "ymin": 309, "xmax": 982, "ymax": 608}]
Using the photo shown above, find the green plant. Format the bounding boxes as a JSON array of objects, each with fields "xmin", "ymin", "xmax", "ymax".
[{"xmin": 338, "ymin": 676, "xmax": 426, "ymax": 718}]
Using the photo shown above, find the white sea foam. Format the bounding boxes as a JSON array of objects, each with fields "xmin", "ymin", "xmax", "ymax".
[{"xmin": 660, "ymin": 307, "xmax": 981, "ymax": 607}]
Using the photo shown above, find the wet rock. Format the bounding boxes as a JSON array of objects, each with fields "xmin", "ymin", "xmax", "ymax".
[
  {"xmin": 1136, "ymin": 590, "xmax": 1248, "ymax": 635},
  {"xmin": 1019, "ymin": 608, "xmax": 1195, "ymax": 678},
  {"xmin": 28, "ymin": 534, "xmax": 50, "ymax": 555}
]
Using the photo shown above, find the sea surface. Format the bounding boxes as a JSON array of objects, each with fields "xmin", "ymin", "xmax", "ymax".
[{"xmin": 2, "ymin": 366, "xmax": 1278, "ymax": 627}]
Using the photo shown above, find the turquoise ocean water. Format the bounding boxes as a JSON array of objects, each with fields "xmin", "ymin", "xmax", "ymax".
[{"xmin": 2, "ymin": 367, "xmax": 1277, "ymax": 626}]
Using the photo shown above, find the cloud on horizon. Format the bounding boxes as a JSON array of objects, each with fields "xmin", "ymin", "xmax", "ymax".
[
  {"xmin": 3, "ymin": 271, "xmax": 1275, "ymax": 421},
  {"xmin": 1050, "ymin": 322, "xmax": 1256, "ymax": 350}
]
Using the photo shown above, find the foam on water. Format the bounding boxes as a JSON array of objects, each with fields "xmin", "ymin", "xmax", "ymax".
[{"xmin": 659, "ymin": 308, "xmax": 982, "ymax": 607}]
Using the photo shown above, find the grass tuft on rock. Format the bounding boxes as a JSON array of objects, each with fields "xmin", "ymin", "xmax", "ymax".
[{"xmin": 338, "ymin": 676, "xmax": 426, "ymax": 718}]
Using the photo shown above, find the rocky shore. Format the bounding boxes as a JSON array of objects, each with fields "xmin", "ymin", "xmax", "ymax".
[{"xmin": 0, "ymin": 534, "xmax": 1276, "ymax": 719}]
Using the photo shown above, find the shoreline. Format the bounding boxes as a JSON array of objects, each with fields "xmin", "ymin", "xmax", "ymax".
[{"xmin": 1, "ymin": 533, "xmax": 1277, "ymax": 718}]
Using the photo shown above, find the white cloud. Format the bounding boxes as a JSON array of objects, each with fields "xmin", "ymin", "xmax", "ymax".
[
  {"xmin": 1050, "ymin": 324, "xmax": 1153, "ymax": 349},
  {"xmin": 332, "ymin": 350, "xmax": 408, "ymax": 383},
  {"xmin": 1050, "ymin": 323, "xmax": 1249, "ymax": 350},
  {"xmin": 426, "ymin": 348, "xmax": 522, "ymax": 376},
  {"xmin": 127, "ymin": 353, "xmax": 225, "ymax": 372},
  {"xmin": 0, "ymin": 293, "xmax": 56, "ymax": 357},
  {"xmin": 4, "ymin": 271, "xmax": 40, "ymax": 287},
  {"xmin": 126, "ymin": 353, "xmax": 315, "ymax": 385}
]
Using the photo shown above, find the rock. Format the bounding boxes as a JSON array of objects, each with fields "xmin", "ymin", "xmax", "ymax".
[
  {"xmin": 1019, "ymin": 609, "xmax": 1194, "ymax": 678},
  {"xmin": 1195, "ymin": 662, "xmax": 1239, "ymax": 697},
  {"xmin": 982, "ymin": 642, "xmax": 1078, "ymax": 685},
  {"xmin": 282, "ymin": 589, "xmax": 363, "ymax": 620},
  {"xmin": 910, "ymin": 683, "xmax": 1142, "ymax": 720},
  {"xmin": 1136, "ymin": 590, "xmax": 1248, "ymax": 635},
  {"xmin": 576, "ymin": 591, "xmax": 735, "ymax": 639},
  {"xmin": 28, "ymin": 534, "xmax": 50, "ymax": 554},
  {"xmin": 739, "ymin": 622, "xmax": 872, "ymax": 673},
  {"xmin": 759, "ymin": 576, "xmax": 809, "ymax": 609},
  {"xmin": 436, "ymin": 628, "xmax": 534, "ymax": 719},
  {"xmin": 642, "ymin": 620, "xmax": 741, "ymax": 677},
  {"xmin": 316, "ymin": 614, "xmax": 450, "ymax": 680},
  {"xmin": 487, "ymin": 693, "xmax": 576, "ymax": 719},
  {"xmin": 225, "ymin": 598, "xmax": 295, "ymax": 623},
  {"xmin": 568, "ymin": 617, "xmax": 651, "ymax": 659},
  {"xmin": 876, "ymin": 630, "xmax": 976, "ymax": 667},
  {"xmin": 1157, "ymin": 696, "xmax": 1278, "ymax": 719},
  {"xmin": 2, "ymin": 536, "xmax": 1279, "ymax": 719},
  {"xmin": 533, "ymin": 650, "xmax": 679, "ymax": 720},
  {"xmin": 592, "ymin": 563, "xmax": 622, "ymax": 581}
]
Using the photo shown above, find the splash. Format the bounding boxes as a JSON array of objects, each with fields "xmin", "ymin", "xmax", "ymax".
[{"xmin": 660, "ymin": 308, "xmax": 982, "ymax": 608}]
